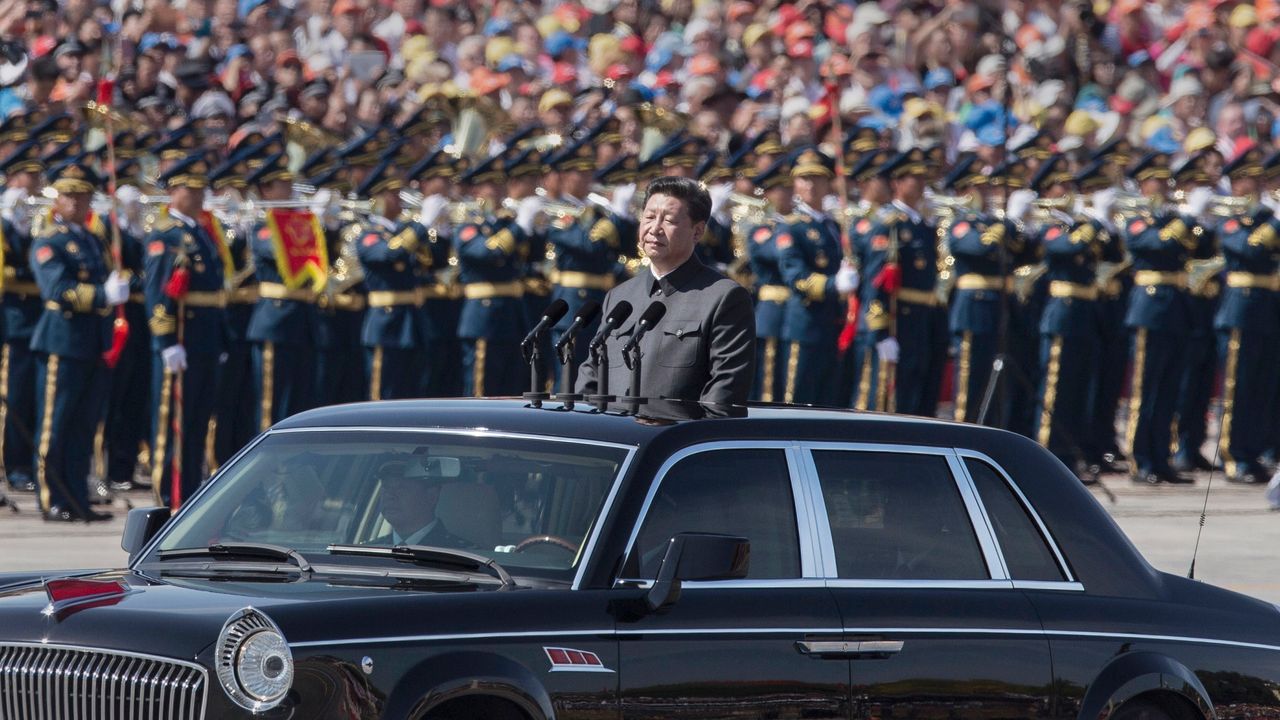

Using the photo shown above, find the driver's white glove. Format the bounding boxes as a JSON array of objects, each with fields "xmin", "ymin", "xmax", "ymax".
[
  {"xmin": 162, "ymin": 344, "xmax": 188, "ymax": 372},
  {"xmin": 875, "ymin": 336, "xmax": 900, "ymax": 364},
  {"xmin": 103, "ymin": 271, "xmax": 130, "ymax": 306},
  {"xmin": 835, "ymin": 261, "xmax": 860, "ymax": 294}
]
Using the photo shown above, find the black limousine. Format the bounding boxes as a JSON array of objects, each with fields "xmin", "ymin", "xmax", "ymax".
[{"xmin": 0, "ymin": 399, "xmax": 1277, "ymax": 720}]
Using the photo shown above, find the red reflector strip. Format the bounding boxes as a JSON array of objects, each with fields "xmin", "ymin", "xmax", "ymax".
[
  {"xmin": 546, "ymin": 648, "xmax": 570, "ymax": 665},
  {"xmin": 45, "ymin": 578, "xmax": 128, "ymax": 604}
]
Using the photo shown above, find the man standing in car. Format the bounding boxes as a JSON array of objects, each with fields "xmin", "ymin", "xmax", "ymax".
[{"xmin": 575, "ymin": 176, "xmax": 755, "ymax": 405}]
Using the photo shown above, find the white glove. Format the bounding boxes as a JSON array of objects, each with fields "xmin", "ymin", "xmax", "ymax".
[
  {"xmin": 161, "ymin": 345, "xmax": 188, "ymax": 373},
  {"xmin": 516, "ymin": 195, "xmax": 544, "ymax": 235},
  {"xmin": 835, "ymin": 262, "xmax": 860, "ymax": 295},
  {"xmin": 875, "ymin": 337, "xmax": 900, "ymax": 364},
  {"xmin": 103, "ymin": 271, "xmax": 130, "ymax": 306}
]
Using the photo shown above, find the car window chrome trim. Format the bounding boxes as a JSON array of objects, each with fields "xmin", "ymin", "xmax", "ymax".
[
  {"xmin": 571, "ymin": 447, "xmax": 639, "ymax": 590},
  {"xmin": 617, "ymin": 578, "xmax": 831, "ymax": 590},
  {"xmin": 797, "ymin": 442, "xmax": 1005, "ymax": 581},
  {"xmin": 953, "ymin": 449, "xmax": 1077, "ymax": 584},
  {"xmin": 1013, "ymin": 580, "xmax": 1084, "ymax": 592},
  {"xmin": 944, "ymin": 451, "xmax": 1008, "ymax": 580},
  {"xmin": 615, "ymin": 440, "xmax": 815, "ymax": 586},
  {"xmin": 265, "ymin": 425, "xmax": 638, "ymax": 452},
  {"xmin": 838, "ymin": 626, "xmax": 1280, "ymax": 654},
  {"xmin": 785, "ymin": 445, "xmax": 821, "ymax": 577},
  {"xmin": 794, "ymin": 446, "xmax": 838, "ymax": 578},
  {"xmin": 826, "ymin": 579, "xmax": 1015, "ymax": 590}
]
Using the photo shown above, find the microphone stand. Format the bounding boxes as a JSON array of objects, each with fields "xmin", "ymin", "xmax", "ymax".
[
  {"xmin": 551, "ymin": 335, "xmax": 583, "ymax": 409},
  {"xmin": 584, "ymin": 341, "xmax": 616, "ymax": 411},
  {"xmin": 522, "ymin": 338, "xmax": 549, "ymax": 408},
  {"xmin": 619, "ymin": 343, "xmax": 648, "ymax": 414}
]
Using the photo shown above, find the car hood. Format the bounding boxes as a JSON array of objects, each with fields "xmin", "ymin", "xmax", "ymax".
[{"xmin": 0, "ymin": 567, "xmax": 513, "ymax": 660}]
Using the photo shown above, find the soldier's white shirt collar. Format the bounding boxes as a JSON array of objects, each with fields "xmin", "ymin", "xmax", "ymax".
[
  {"xmin": 168, "ymin": 208, "xmax": 199, "ymax": 228},
  {"xmin": 891, "ymin": 199, "xmax": 922, "ymax": 224},
  {"xmin": 368, "ymin": 214, "xmax": 397, "ymax": 231},
  {"xmin": 795, "ymin": 199, "xmax": 829, "ymax": 222}
]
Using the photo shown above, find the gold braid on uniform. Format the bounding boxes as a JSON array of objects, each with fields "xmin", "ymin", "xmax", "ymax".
[
  {"xmin": 794, "ymin": 273, "xmax": 828, "ymax": 302},
  {"xmin": 589, "ymin": 218, "xmax": 619, "ymax": 249},
  {"xmin": 485, "ymin": 228, "xmax": 516, "ymax": 254},
  {"xmin": 62, "ymin": 284, "xmax": 97, "ymax": 312},
  {"xmin": 388, "ymin": 227, "xmax": 419, "ymax": 252},
  {"xmin": 149, "ymin": 304, "xmax": 177, "ymax": 335}
]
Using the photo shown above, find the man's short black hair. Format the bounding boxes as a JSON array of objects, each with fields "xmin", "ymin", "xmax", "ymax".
[{"xmin": 643, "ymin": 175, "xmax": 712, "ymax": 225}]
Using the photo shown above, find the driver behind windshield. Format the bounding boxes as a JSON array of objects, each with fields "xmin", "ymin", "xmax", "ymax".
[{"xmin": 373, "ymin": 457, "xmax": 475, "ymax": 549}]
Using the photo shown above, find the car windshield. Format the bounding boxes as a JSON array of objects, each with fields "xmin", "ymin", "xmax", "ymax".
[{"xmin": 145, "ymin": 430, "xmax": 630, "ymax": 583}]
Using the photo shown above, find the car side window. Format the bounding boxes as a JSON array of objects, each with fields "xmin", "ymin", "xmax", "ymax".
[
  {"xmin": 632, "ymin": 449, "xmax": 800, "ymax": 580},
  {"xmin": 813, "ymin": 451, "xmax": 988, "ymax": 580},
  {"xmin": 965, "ymin": 459, "xmax": 1066, "ymax": 582}
]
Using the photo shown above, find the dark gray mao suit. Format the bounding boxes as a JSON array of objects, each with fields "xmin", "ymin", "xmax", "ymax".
[{"xmin": 576, "ymin": 255, "xmax": 756, "ymax": 405}]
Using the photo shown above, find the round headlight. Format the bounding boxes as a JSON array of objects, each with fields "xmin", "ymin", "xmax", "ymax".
[{"xmin": 217, "ymin": 608, "xmax": 294, "ymax": 712}]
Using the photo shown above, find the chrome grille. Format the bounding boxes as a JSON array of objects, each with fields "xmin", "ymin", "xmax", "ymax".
[{"xmin": 0, "ymin": 643, "xmax": 207, "ymax": 720}]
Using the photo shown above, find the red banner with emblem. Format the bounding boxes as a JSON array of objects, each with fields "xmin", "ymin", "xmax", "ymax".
[{"xmin": 264, "ymin": 208, "xmax": 328, "ymax": 289}]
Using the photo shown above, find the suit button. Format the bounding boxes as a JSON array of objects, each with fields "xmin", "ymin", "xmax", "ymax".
[
  {"xmin": 676, "ymin": 329, "xmax": 684, "ymax": 338},
  {"xmin": 1146, "ymin": 286, "xmax": 1157, "ymax": 296},
  {"xmin": 578, "ymin": 289, "xmax": 586, "ymax": 299},
  {"xmin": 482, "ymin": 299, "xmax": 491, "ymax": 307}
]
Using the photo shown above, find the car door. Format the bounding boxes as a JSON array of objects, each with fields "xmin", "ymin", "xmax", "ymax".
[
  {"xmin": 612, "ymin": 442, "xmax": 850, "ymax": 720},
  {"xmin": 802, "ymin": 443, "xmax": 1060, "ymax": 720}
]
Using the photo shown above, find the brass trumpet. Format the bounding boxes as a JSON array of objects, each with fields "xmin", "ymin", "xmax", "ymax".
[{"xmin": 1207, "ymin": 194, "xmax": 1253, "ymax": 217}]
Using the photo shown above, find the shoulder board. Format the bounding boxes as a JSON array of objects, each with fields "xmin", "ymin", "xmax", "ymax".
[
  {"xmin": 784, "ymin": 212, "xmax": 806, "ymax": 224},
  {"xmin": 495, "ymin": 208, "xmax": 515, "ymax": 221},
  {"xmin": 151, "ymin": 213, "xmax": 178, "ymax": 232}
]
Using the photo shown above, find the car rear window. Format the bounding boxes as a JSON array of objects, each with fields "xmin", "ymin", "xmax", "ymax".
[
  {"xmin": 813, "ymin": 451, "xmax": 988, "ymax": 580},
  {"xmin": 964, "ymin": 459, "xmax": 1066, "ymax": 582}
]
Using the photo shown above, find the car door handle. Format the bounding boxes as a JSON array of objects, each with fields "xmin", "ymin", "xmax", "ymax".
[{"xmin": 795, "ymin": 640, "xmax": 904, "ymax": 657}]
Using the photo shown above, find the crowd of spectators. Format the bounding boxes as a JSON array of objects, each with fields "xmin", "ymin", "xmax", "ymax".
[{"xmin": 0, "ymin": 0, "xmax": 1273, "ymax": 163}]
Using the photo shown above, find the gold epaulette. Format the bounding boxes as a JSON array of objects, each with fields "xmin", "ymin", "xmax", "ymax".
[
  {"xmin": 149, "ymin": 213, "xmax": 178, "ymax": 232},
  {"xmin": 589, "ymin": 217, "xmax": 619, "ymax": 248},
  {"xmin": 783, "ymin": 212, "xmax": 806, "ymax": 224}
]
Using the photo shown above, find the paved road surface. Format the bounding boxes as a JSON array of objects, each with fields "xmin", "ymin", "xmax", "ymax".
[{"xmin": 0, "ymin": 470, "xmax": 1275, "ymax": 601}]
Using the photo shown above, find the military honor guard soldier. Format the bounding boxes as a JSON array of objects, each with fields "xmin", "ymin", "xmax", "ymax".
[
  {"xmin": 145, "ymin": 153, "xmax": 229, "ymax": 509},
  {"xmin": 1213, "ymin": 147, "xmax": 1280, "ymax": 484},
  {"xmin": 745, "ymin": 157, "xmax": 795, "ymax": 402},
  {"xmin": 29, "ymin": 161, "xmax": 130, "ymax": 521},
  {"xmin": 0, "ymin": 141, "xmax": 46, "ymax": 493},
  {"xmin": 246, "ymin": 152, "xmax": 322, "ymax": 429}
]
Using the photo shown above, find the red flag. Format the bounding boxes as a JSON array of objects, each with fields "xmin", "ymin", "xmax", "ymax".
[
  {"xmin": 96, "ymin": 78, "xmax": 114, "ymax": 106},
  {"xmin": 265, "ymin": 208, "xmax": 329, "ymax": 289}
]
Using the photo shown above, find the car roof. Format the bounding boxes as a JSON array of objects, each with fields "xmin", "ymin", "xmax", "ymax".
[{"xmin": 273, "ymin": 398, "xmax": 963, "ymax": 447}]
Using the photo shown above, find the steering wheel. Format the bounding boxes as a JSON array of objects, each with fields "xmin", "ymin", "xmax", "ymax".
[{"xmin": 513, "ymin": 534, "xmax": 578, "ymax": 554}]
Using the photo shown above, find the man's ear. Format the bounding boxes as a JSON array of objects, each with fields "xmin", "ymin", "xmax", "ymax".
[{"xmin": 691, "ymin": 221, "xmax": 706, "ymax": 240}]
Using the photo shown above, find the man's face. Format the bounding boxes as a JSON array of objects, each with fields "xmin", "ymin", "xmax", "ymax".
[
  {"xmin": 639, "ymin": 193, "xmax": 702, "ymax": 270},
  {"xmin": 379, "ymin": 476, "xmax": 441, "ymax": 537},
  {"xmin": 55, "ymin": 191, "xmax": 92, "ymax": 224},
  {"xmin": 794, "ymin": 174, "xmax": 829, "ymax": 206}
]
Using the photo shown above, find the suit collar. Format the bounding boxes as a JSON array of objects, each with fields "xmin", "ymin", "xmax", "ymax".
[{"xmin": 650, "ymin": 254, "xmax": 703, "ymax": 297}]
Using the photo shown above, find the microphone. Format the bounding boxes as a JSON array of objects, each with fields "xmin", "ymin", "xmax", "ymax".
[
  {"xmin": 587, "ymin": 301, "xmax": 633, "ymax": 351},
  {"xmin": 521, "ymin": 299, "xmax": 569, "ymax": 348},
  {"xmin": 554, "ymin": 300, "xmax": 601, "ymax": 352},
  {"xmin": 620, "ymin": 302, "xmax": 666, "ymax": 355}
]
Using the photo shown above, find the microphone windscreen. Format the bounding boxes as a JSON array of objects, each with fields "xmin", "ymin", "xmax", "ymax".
[
  {"xmin": 542, "ymin": 298, "xmax": 570, "ymax": 323},
  {"xmin": 576, "ymin": 300, "xmax": 602, "ymax": 323}
]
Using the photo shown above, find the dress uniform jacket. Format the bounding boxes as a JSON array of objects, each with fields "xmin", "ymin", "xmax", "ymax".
[
  {"xmin": 854, "ymin": 202, "xmax": 947, "ymax": 417},
  {"xmin": 1, "ymin": 216, "xmax": 41, "ymax": 484},
  {"xmin": 574, "ymin": 255, "xmax": 755, "ymax": 405},
  {"xmin": 455, "ymin": 211, "xmax": 527, "ymax": 397},
  {"xmin": 1034, "ymin": 216, "xmax": 1121, "ymax": 472},
  {"xmin": 697, "ymin": 215, "xmax": 735, "ymax": 270},
  {"xmin": 547, "ymin": 205, "xmax": 626, "ymax": 386},
  {"xmin": 1174, "ymin": 218, "xmax": 1220, "ymax": 469},
  {"xmin": 246, "ymin": 220, "xmax": 320, "ymax": 431},
  {"xmin": 946, "ymin": 212, "xmax": 1029, "ymax": 425},
  {"xmin": 144, "ymin": 209, "xmax": 229, "ymax": 507},
  {"xmin": 1213, "ymin": 206, "xmax": 1280, "ymax": 480},
  {"xmin": 1121, "ymin": 209, "xmax": 1211, "ymax": 479},
  {"xmin": 745, "ymin": 216, "xmax": 790, "ymax": 402},
  {"xmin": 779, "ymin": 209, "xmax": 843, "ymax": 405},
  {"xmin": 392, "ymin": 216, "xmax": 458, "ymax": 398},
  {"xmin": 29, "ymin": 216, "xmax": 114, "ymax": 514},
  {"xmin": 353, "ymin": 215, "xmax": 429, "ymax": 400}
]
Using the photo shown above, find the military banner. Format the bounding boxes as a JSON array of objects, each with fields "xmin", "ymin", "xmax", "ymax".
[{"xmin": 264, "ymin": 208, "xmax": 328, "ymax": 289}]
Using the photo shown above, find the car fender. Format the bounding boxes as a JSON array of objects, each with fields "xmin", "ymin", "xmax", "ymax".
[
  {"xmin": 387, "ymin": 650, "xmax": 555, "ymax": 720},
  {"xmin": 1077, "ymin": 651, "xmax": 1215, "ymax": 720}
]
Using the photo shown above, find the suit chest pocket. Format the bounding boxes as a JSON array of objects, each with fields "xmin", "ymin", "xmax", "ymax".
[{"xmin": 656, "ymin": 324, "xmax": 702, "ymax": 368}]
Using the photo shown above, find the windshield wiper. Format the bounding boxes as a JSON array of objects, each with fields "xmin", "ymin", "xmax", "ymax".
[
  {"xmin": 326, "ymin": 544, "xmax": 514, "ymax": 586},
  {"xmin": 158, "ymin": 543, "xmax": 313, "ymax": 574}
]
